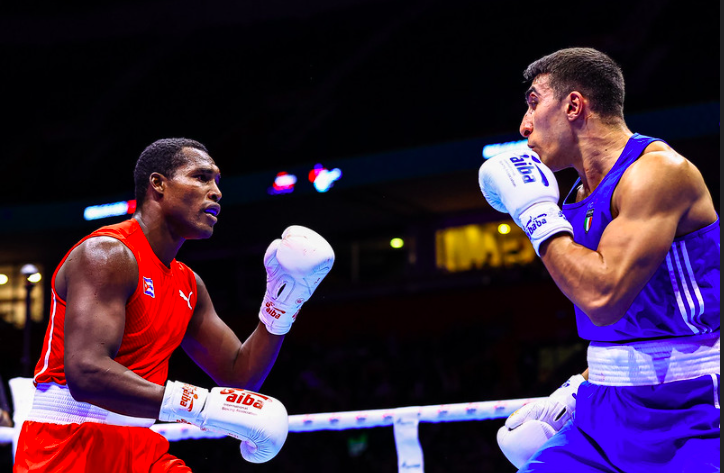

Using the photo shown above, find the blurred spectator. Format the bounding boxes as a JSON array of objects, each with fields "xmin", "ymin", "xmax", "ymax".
[{"xmin": 0, "ymin": 375, "xmax": 12, "ymax": 427}]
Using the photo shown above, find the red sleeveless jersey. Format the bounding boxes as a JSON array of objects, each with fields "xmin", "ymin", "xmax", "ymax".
[{"xmin": 33, "ymin": 218, "xmax": 197, "ymax": 387}]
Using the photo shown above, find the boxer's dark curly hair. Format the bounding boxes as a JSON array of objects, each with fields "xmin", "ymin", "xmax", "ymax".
[
  {"xmin": 524, "ymin": 47, "xmax": 625, "ymax": 124},
  {"xmin": 133, "ymin": 138, "xmax": 209, "ymax": 205}
]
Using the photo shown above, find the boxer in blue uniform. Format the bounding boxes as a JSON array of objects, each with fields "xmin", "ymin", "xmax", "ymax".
[{"xmin": 479, "ymin": 48, "xmax": 719, "ymax": 472}]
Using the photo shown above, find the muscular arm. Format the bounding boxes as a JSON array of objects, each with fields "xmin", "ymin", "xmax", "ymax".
[
  {"xmin": 181, "ymin": 273, "xmax": 284, "ymax": 391},
  {"xmin": 62, "ymin": 237, "xmax": 165, "ymax": 419},
  {"xmin": 540, "ymin": 147, "xmax": 717, "ymax": 326}
]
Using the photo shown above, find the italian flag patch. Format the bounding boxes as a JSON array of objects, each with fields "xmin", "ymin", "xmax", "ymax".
[{"xmin": 584, "ymin": 208, "xmax": 594, "ymax": 233}]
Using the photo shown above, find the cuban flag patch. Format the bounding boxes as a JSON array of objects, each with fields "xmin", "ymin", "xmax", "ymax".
[{"xmin": 143, "ymin": 277, "xmax": 155, "ymax": 298}]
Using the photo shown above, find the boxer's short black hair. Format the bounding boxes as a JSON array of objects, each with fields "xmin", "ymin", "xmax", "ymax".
[
  {"xmin": 134, "ymin": 138, "xmax": 209, "ymax": 205},
  {"xmin": 524, "ymin": 47, "xmax": 625, "ymax": 123}
]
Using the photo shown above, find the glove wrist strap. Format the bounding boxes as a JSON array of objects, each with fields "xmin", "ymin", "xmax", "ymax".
[
  {"xmin": 259, "ymin": 295, "xmax": 297, "ymax": 335},
  {"xmin": 518, "ymin": 202, "xmax": 573, "ymax": 256},
  {"xmin": 549, "ymin": 374, "xmax": 585, "ymax": 412},
  {"xmin": 159, "ymin": 380, "xmax": 209, "ymax": 424}
]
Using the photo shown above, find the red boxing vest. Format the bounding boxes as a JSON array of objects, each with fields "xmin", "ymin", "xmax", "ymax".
[{"xmin": 33, "ymin": 218, "xmax": 197, "ymax": 387}]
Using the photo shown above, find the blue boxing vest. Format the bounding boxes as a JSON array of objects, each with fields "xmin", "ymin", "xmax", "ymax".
[{"xmin": 561, "ymin": 133, "xmax": 720, "ymax": 342}]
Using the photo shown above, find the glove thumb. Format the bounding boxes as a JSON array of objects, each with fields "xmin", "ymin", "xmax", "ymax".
[
  {"xmin": 264, "ymin": 239, "xmax": 282, "ymax": 268},
  {"xmin": 240, "ymin": 440, "xmax": 261, "ymax": 463},
  {"xmin": 478, "ymin": 158, "xmax": 509, "ymax": 213},
  {"xmin": 504, "ymin": 402, "xmax": 536, "ymax": 430},
  {"xmin": 497, "ymin": 421, "xmax": 557, "ymax": 469}
]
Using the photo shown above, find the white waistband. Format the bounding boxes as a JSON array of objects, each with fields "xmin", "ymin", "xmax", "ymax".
[
  {"xmin": 587, "ymin": 332, "xmax": 720, "ymax": 386},
  {"xmin": 26, "ymin": 383, "xmax": 156, "ymax": 428}
]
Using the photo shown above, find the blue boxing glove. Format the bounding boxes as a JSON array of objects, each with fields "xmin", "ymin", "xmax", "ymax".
[{"xmin": 478, "ymin": 150, "xmax": 573, "ymax": 255}]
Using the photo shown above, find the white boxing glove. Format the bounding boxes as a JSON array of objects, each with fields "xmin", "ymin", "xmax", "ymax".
[
  {"xmin": 478, "ymin": 150, "xmax": 573, "ymax": 255},
  {"xmin": 159, "ymin": 381, "xmax": 289, "ymax": 463},
  {"xmin": 497, "ymin": 420, "xmax": 556, "ymax": 469},
  {"xmin": 496, "ymin": 374, "xmax": 586, "ymax": 468},
  {"xmin": 259, "ymin": 225, "xmax": 335, "ymax": 335}
]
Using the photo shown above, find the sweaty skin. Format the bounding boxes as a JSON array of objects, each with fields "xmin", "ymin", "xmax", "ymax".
[
  {"xmin": 59, "ymin": 148, "xmax": 285, "ymax": 419},
  {"xmin": 520, "ymin": 75, "xmax": 717, "ymax": 326}
]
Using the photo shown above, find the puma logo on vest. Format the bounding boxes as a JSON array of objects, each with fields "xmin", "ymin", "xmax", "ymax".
[{"xmin": 179, "ymin": 290, "xmax": 193, "ymax": 310}]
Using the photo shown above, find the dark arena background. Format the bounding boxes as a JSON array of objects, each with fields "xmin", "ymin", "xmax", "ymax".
[{"xmin": 0, "ymin": 1, "xmax": 719, "ymax": 472}]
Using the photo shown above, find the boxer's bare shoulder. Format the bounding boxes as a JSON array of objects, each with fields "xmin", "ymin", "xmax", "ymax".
[{"xmin": 614, "ymin": 142, "xmax": 718, "ymax": 235}]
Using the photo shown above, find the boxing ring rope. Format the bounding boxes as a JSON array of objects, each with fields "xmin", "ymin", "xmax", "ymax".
[{"xmin": 0, "ymin": 378, "xmax": 542, "ymax": 472}]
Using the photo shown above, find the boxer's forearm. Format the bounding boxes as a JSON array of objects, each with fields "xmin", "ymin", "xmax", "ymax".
[
  {"xmin": 66, "ymin": 356, "xmax": 165, "ymax": 419},
  {"xmin": 539, "ymin": 235, "xmax": 636, "ymax": 326},
  {"xmin": 230, "ymin": 323, "xmax": 285, "ymax": 392}
]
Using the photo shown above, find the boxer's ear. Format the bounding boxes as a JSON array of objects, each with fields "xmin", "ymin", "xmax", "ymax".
[
  {"xmin": 565, "ymin": 91, "xmax": 585, "ymax": 121},
  {"xmin": 149, "ymin": 173, "xmax": 166, "ymax": 196}
]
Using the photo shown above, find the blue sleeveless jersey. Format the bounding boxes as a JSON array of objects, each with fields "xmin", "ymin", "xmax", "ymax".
[{"xmin": 561, "ymin": 133, "xmax": 720, "ymax": 342}]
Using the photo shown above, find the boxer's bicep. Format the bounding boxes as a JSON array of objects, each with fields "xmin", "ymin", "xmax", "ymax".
[
  {"xmin": 542, "ymin": 152, "xmax": 693, "ymax": 325},
  {"xmin": 593, "ymin": 210, "xmax": 677, "ymax": 315},
  {"xmin": 63, "ymin": 237, "xmax": 139, "ymax": 402},
  {"xmin": 593, "ymin": 153, "xmax": 693, "ymax": 317}
]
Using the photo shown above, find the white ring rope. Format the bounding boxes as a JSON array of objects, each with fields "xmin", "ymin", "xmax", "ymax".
[
  {"xmin": 0, "ymin": 378, "xmax": 542, "ymax": 472},
  {"xmin": 0, "ymin": 397, "xmax": 539, "ymax": 442},
  {"xmin": 147, "ymin": 396, "xmax": 541, "ymax": 440}
]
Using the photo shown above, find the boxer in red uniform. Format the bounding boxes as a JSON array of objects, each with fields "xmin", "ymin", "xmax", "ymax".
[{"xmin": 14, "ymin": 138, "xmax": 335, "ymax": 472}]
